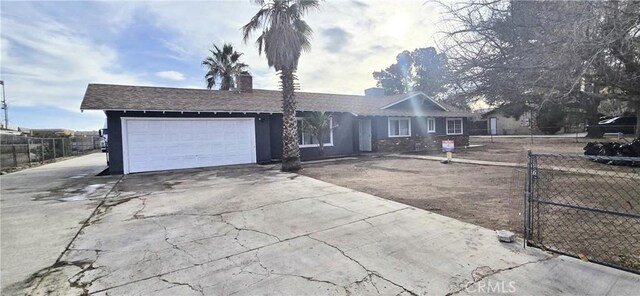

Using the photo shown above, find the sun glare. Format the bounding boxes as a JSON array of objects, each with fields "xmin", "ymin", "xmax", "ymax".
[{"xmin": 383, "ymin": 14, "xmax": 411, "ymax": 38}]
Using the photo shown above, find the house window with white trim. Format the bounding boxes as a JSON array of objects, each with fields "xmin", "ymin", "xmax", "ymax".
[
  {"xmin": 446, "ymin": 118, "xmax": 463, "ymax": 135},
  {"xmin": 297, "ymin": 117, "xmax": 333, "ymax": 147},
  {"xmin": 388, "ymin": 117, "xmax": 411, "ymax": 137},
  {"xmin": 427, "ymin": 118, "xmax": 436, "ymax": 133}
]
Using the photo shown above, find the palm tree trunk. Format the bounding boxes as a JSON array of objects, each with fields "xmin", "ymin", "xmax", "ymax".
[
  {"xmin": 634, "ymin": 101, "xmax": 640, "ymax": 137},
  {"xmin": 280, "ymin": 68, "xmax": 301, "ymax": 171},
  {"xmin": 221, "ymin": 76, "xmax": 232, "ymax": 91},
  {"xmin": 317, "ymin": 130, "xmax": 325, "ymax": 156}
]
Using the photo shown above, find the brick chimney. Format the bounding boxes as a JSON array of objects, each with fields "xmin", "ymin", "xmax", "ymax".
[
  {"xmin": 364, "ymin": 87, "xmax": 385, "ymax": 97},
  {"xmin": 237, "ymin": 72, "xmax": 253, "ymax": 93}
]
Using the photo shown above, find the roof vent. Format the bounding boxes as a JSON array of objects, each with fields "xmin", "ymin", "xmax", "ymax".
[{"xmin": 364, "ymin": 87, "xmax": 385, "ymax": 97}]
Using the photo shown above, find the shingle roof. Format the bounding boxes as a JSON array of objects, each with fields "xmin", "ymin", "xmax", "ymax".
[{"xmin": 80, "ymin": 84, "xmax": 472, "ymax": 117}]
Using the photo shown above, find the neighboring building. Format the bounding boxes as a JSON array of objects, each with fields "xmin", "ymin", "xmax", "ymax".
[
  {"xmin": 482, "ymin": 108, "xmax": 532, "ymax": 135},
  {"xmin": 80, "ymin": 76, "xmax": 473, "ymax": 174},
  {"xmin": 0, "ymin": 128, "xmax": 26, "ymax": 136},
  {"xmin": 75, "ymin": 130, "xmax": 100, "ymax": 137},
  {"xmin": 28, "ymin": 129, "xmax": 75, "ymax": 138},
  {"xmin": 482, "ymin": 105, "xmax": 587, "ymax": 135}
]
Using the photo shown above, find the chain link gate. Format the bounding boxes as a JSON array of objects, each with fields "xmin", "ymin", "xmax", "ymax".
[{"xmin": 524, "ymin": 152, "xmax": 640, "ymax": 274}]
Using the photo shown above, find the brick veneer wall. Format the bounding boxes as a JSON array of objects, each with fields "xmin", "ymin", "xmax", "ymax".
[{"xmin": 374, "ymin": 135, "xmax": 470, "ymax": 153}]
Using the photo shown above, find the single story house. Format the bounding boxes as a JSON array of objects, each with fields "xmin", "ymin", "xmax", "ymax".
[
  {"xmin": 482, "ymin": 108, "xmax": 533, "ymax": 135},
  {"xmin": 80, "ymin": 74, "xmax": 472, "ymax": 174}
]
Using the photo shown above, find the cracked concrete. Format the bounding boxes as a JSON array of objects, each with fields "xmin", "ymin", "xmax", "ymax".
[{"xmin": 3, "ymin": 157, "xmax": 639, "ymax": 295}]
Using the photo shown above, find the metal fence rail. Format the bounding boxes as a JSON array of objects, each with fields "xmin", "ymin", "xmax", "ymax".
[
  {"xmin": 0, "ymin": 135, "xmax": 101, "ymax": 170},
  {"xmin": 524, "ymin": 152, "xmax": 640, "ymax": 273}
]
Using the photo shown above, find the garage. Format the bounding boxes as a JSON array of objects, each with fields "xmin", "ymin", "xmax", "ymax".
[{"xmin": 121, "ymin": 118, "xmax": 256, "ymax": 174}]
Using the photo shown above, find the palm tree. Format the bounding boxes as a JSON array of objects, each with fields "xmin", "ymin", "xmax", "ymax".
[
  {"xmin": 302, "ymin": 112, "xmax": 333, "ymax": 156},
  {"xmin": 242, "ymin": 0, "xmax": 319, "ymax": 172},
  {"xmin": 202, "ymin": 43, "xmax": 248, "ymax": 90}
]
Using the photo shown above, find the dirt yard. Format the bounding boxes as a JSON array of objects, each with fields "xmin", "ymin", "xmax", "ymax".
[
  {"xmin": 446, "ymin": 140, "xmax": 584, "ymax": 163},
  {"xmin": 456, "ymin": 135, "xmax": 627, "ymax": 163},
  {"xmin": 301, "ymin": 156, "xmax": 526, "ymax": 234}
]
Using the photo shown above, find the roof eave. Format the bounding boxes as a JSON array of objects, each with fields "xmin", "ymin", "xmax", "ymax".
[{"xmin": 379, "ymin": 92, "xmax": 449, "ymax": 112}]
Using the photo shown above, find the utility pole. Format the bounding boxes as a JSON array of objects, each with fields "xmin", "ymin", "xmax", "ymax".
[{"xmin": 0, "ymin": 80, "xmax": 8, "ymax": 129}]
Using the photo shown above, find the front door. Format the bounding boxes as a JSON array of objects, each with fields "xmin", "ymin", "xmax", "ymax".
[
  {"xmin": 490, "ymin": 117, "xmax": 497, "ymax": 135},
  {"xmin": 359, "ymin": 119, "xmax": 372, "ymax": 152}
]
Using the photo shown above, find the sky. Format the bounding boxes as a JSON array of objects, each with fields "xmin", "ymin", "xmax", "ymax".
[{"xmin": 0, "ymin": 0, "xmax": 445, "ymax": 131}]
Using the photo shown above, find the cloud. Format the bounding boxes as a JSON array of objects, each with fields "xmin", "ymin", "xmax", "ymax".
[
  {"xmin": 351, "ymin": 1, "xmax": 369, "ymax": 9},
  {"xmin": 322, "ymin": 27, "xmax": 352, "ymax": 52},
  {"xmin": 1, "ymin": 8, "xmax": 145, "ymax": 112},
  {"xmin": 155, "ymin": 70, "xmax": 185, "ymax": 81},
  {"xmin": 0, "ymin": 0, "xmax": 445, "ymax": 130},
  {"xmin": 141, "ymin": 0, "xmax": 441, "ymax": 95}
]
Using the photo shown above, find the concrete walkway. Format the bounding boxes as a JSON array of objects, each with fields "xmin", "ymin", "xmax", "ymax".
[
  {"xmin": 2, "ymin": 159, "xmax": 638, "ymax": 295},
  {"xmin": 472, "ymin": 132, "xmax": 588, "ymax": 138},
  {"xmin": 392, "ymin": 154, "xmax": 640, "ymax": 180},
  {"xmin": 392, "ymin": 153, "xmax": 523, "ymax": 168}
]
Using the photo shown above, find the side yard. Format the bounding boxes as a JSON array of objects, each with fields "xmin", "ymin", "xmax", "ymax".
[
  {"xmin": 301, "ymin": 157, "xmax": 525, "ymax": 234},
  {"xmin": 449, "ymin": 141, "xmax": 584, "ymax": 163}
]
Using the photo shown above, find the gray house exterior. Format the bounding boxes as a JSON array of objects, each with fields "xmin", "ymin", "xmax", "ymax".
[{"xmin": 81, "ymin": 79, "xmax": 472, "ymax": 174}]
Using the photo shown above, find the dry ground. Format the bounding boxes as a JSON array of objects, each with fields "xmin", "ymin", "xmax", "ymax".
[
  {"xmin": 301, "ymin": 139, "xmax": 594, "ymax": 234},
  {"xmin": 301, "ymin": 139, "xmax": 640, "ymax": 272},
  {"xmin": 301, "ymin": 156, "xmax": 526, "ymax": 234},
  {"xmin": 458, "ymin": 135, "xmax": 630, "ymax": 163},
  {"xmin": 455, "ymin": 139, "xmax": 585, "ymax": 163}
]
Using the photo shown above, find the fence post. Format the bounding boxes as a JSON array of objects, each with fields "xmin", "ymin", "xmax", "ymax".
[
  {"xmin": 530, "ymin": 128, "xmax": 534, "ymax": 144},
  {"xmin": 27, "ymin": 139, "xmax": 32, "ymax": 166},
  {"xmin": 12, "ymin": 145, "xmax": 18, "ymax": 167},
  {"xmin": 524, "ymin": 150, "xmax": 531, "ymax": 247},
  {"xmin": 52, "ymin": 139, "xmax": 56, "ymax": 159},
  {"xmin": 41, "ymin": 138, "xmax": 44, "ymax": 162}
]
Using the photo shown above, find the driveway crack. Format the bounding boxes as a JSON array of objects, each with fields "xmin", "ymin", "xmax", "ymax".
[
  {"xmin": 220, "ymin": 214, "xmax": 282, "ymax": 243},
  {"xmin": 133, "ymin": 192, "xmax": 346, "ymax": 220},
  {"xmin": 445, "ymin": 255, "xmax": 558, "ymax": 296},
  {"xmin": 308, "ymin": 236, "xmax": 418, "ymax": 296},
  {"xmin": 132, "ymin": 197, "xmax": 147, "ymax": 219},
  {"xmin": 151, "ymin": 219, "xmax": 196, "ymax": 260},
  {"xmin": 27, "ymin": 175, "xmax": 124, "ymax": 293},
  {"xmin": 158, "ymin": 276, "xmax": 204, "ymax": 296},
  {"xmin": 90, "ymin": 208, "xmax": 412, "ymax": 295},
  {"xmin": 251, "ymin": 248, "xmax": 349, "ymax": 294}
]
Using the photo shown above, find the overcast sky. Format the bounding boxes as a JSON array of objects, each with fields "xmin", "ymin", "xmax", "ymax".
[{"xmin": 1, "ymin": 0, "xmax": 444, "ymax": 131}]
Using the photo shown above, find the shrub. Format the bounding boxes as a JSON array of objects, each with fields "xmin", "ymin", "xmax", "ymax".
[{"xmin": 536, "ymin": 101, "xmax": 567, "ymax": 134}]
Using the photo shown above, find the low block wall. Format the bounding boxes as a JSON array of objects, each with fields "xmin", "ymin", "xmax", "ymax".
[{"xmin": 375, "ymin": 135, "xmax": 469, "ymax": 153}]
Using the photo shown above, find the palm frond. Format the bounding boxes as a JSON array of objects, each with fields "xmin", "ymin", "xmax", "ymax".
[
  {"xmin": 202, "ymin": 42, "xmax": 248, "ymax": 90},
  {"xmin": 242, "ymin": 0, "xmax": 318, "ymax": 71}
]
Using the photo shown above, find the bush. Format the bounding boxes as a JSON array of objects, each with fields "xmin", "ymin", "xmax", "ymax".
[{"xmin": 536, "ymin": 102, "xmax": 566, "ymax": 134}]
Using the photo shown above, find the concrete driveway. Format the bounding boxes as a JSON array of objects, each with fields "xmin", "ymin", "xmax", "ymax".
[{"xmin": 2, "ymin": 155, "xmax": 638, "ymax": 295}]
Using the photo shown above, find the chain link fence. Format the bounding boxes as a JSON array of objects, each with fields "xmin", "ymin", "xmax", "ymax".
[
  {"xmin": 524, "ymin": 152, "xmax": 640, "ymax": 273},
  {"xmin": 0, "ymin": 135, "xmax": 101, "ymax": 171}
]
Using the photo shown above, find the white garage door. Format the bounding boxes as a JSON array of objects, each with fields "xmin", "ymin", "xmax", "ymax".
[{"xmin": 122, "ymin": 118, "xmax": 256, "ymax": 174}]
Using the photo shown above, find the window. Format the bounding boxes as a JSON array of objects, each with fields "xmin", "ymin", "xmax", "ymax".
[
  {"xmin": 427, "ymin": 118, "xmax": 436, "ymax": 133},
  {"xmin": 388, "ymin": 117, "xmax": 411, "ymax": 137},
  {"xmin": 297, "ymin": 117, "xmax": 333, "ymax": 148},
  {"xmin": 446, "ymin": 118, "xmax": 463, "ymax": 135}
]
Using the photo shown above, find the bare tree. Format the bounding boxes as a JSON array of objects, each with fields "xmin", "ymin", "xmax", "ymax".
[{"xmin": 438, "ymin": 0, "xmax": 640, "ymax": 136}]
